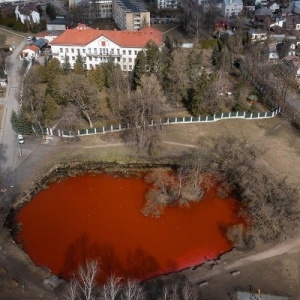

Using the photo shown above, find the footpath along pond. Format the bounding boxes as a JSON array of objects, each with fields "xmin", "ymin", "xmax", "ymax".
[{"xmin": 15, "ymin": 172, "xmax": 244, "ymax": 282}]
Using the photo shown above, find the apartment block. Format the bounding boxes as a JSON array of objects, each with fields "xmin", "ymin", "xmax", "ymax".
[{"xmin": 113, "ymin": 0, "xmax": 150, "ymax": 31}]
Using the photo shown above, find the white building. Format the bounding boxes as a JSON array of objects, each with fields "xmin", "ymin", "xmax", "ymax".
[
  {"xmin": 221, "ymin": 0, "xmax": 243, "ymax": 17},
  {"xmin": 156, "ymin": 0, "xmax": 178, "ymax": 9},
  {"xmin": 50, "ymin": 24, "xmax": 162, "ymax": 72},
  {"xmin": 15, "ymin": 5, "xmax": 40, "ymax": 24}
]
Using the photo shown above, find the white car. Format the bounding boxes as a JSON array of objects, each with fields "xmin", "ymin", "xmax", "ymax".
[
  {"xmin": 18, "ymin": 134, "xmax": 24, "ymax": 144},
  {"xmin": 27, "ymin": 36, "xmax": 32, "ymax": 41}
]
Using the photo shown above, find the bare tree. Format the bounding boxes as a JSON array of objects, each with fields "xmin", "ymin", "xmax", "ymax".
[
  {"xmin": 58, "ymin": 73, "xmax": 99, "ymax": 128},
  {"xmin": 100, "ymin": 275, "xmax": 122, "ymax": 300},
  {"xmin": 78, "ymin": 260, "xmax": 99, "ymax": 300},
  {"xmin": 121, "ymin": 74, "xmax": 167, "ymax": 154},
  {"xmin": 121, "ymin": 280, "xmax": 145, "ymax": 300},
  {"xmin": 63, "ymin": 279, "xmax": 79, "ymax": 300}
]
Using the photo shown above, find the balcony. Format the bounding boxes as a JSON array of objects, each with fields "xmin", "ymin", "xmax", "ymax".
[{"xmin": 86, "ymin": 52, "xmax": 122, "ymax": 58}]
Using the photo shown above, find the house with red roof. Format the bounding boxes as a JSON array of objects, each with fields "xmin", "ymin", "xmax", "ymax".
[
  {"xmin": 49, "ymin": 24, "xmax": 163, "ymax": 71},
  {"xmin": 20, "ymin": 45, "xmax": 39, "ymax": 60}
]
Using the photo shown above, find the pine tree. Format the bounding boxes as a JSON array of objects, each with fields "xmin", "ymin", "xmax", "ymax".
[
  {"xmin": 212, "ymin": 45, "xmax": 220, "ymax": 66},
  {"xmin": 87, "ymin": 65, "xmax": 105, "ymax": 91},
  {"xmin": 18, "ymin": 109, "xmax": 32, "ymax": 135},
  {"xmin": 145, "ymin": 41, "xmax": 160, "ymax": 74},
  {"xmin": 63, "ymin": 54, "xmax": 71, "ymax": 74},
  {"xmin": 132, "ymin": 50, "xmax": 147, "ymax": 89},
  {"xmin": 10, "ymin": 110, "xmax": 19, "ymax": 133},
  {"xmin": 189, "ymin": 70, "xmax": 209, "ymax": 115},
  {"xmin": 10, "ymin": 109, "xmax": 32, "ymax": 134},
  {"xmin": 74, "ymin": 52, "xmax": 85, "ymax": 74}
]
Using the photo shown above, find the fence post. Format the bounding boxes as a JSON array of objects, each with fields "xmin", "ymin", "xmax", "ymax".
[
  {"xmin": 78, "ymin": 130, "xmax": 80, "ymax": 136},
  {"xmin": 119, "ymin": 124, "xmax": 121, "ymax": 130},
  {"xmin": 61, "ymin": 130, "xmax": 64, "ymax": 136},
  {"xmin": 151, "ymin": 120, "xmax": 154, "ymax": 126},
  {"xmin": 86, "ymin": 129, "xmax": 88, "ymax": 135},
  {"xmin": 46, "ymin": 128, "xmax": 49, "ymax": 135},
  {"xmin": 167, "ymin": 118, "xmax": 169, "ymax": 124},
  {"xmin": 198, "ymin": 116, "xmax": 200, "ymax": 122},
  {"xmin": 175, "ymin": 117, "xmax": 177, "ymax": 123},
  {"xmin": 229, "ymin": 112, "xmax": 231, "ymax": 118},
  {"xmin": 111, "ymin": 125, "xmax": 113, "ymax": 132},
  {"xmin": 206, "ymin": 116, "xmax": 208, "ymax": 122},
  {"xmin": 244, "ymin": 111, "xmax": 246, "ymax": 118},
  {"xmin": 272, "ymin": 111, "xmax": 275, "ymax": 117},
  {"xmin": 58, "ymin": 129, "xmax": 61, "ymax": 137},
  {"xmin": 127, "ymin": 123, "xmax": 129, "ymax": 129},
  {"xmin": 50, "ymin": 128, "xmax": 53, "ymax": 136},
  {"xmin": 221, "ymin": 113, "xmax": 223, "ymax": 119},
  {"xmin": 103, "ymin": 126, "xmax": 105, "ymax": 133},
  {"xmin": 213, "ymin": 114, "xmax": 215, "ymax": 121},
  {"xmin": 265, "ymin": 112, "xmax": 267, "ymax": 118},
  {"xmin": 94, "ymin": 128, "xmax": 96, "ymax": 134},
  {"xmin": 250, "ymin": 113, "xmax": 253, "ymax": 119}
]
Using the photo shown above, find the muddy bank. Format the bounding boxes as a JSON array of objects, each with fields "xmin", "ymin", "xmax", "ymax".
[{"xmin": 12, "ymin": 161, "xmax": 174, "ymax": 210}]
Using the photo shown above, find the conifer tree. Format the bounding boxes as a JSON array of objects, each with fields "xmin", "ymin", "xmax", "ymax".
[
  {"xmin": 63, "ymin": 54, "xmax": 71, "ymax": 74},
  {"xmin": 132, "ymin": 50, "xmax": 147, "ymax": 89},
  {"xmin": 212, "ymin": 45, "xmax": 220, "ymax": 66},
  {"xmin": 74, "ymin": 52, "xmax": 85, "ymax": 74}
]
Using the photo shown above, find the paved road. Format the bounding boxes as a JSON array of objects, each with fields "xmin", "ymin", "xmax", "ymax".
[{"xmin": 0, "ymin": 39, "xmax": 25, "ymax": 208}]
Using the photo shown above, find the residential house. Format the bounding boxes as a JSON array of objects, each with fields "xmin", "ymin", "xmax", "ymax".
[
  {"xmin": 282, "ymin": 55, "xmax": 300, "ymax": 80},
  {"xmin": 285, "ymin": 15, "xmax": 300, "ymax": 30},
  {"xmin": 293, "ymin": 0, "xmax": 300, "ymax": 14},
  {"xmin": 49, "ymin": 24, "xmax": 162, "ymax": 71},
  {"xmin": 47, "ymin": 16, "xmax": 69, "ymax": 31},
  {"xmin": 113, "ymin": 0, "xmax": 150, "ymax": 31},
  {"xmin": 15, "ymin": 3, "xmax": 40, "ymax": 25},
  {"xmin": 214, "ymin": 19, "xmax": 231, "ymax": 33},
  {"xmin": 245, "ymin": 0, "xmax": 255, "ymax": 10},
  {"xmin": 221, "ymin": 0, "xmax": 243, "ymax": 17},
  {"xmin": 156, "ymin": 0, "xmax": 178, "ymax": 9},
  {"xmin": 20, "ymin": 44, "xmax": 39, "ymax": 60},
  {"xmin": 267, "ymin": 1, "xmax": 280, "ymax": 12},
  {"xmin": 268, "ymin": 42, "xmax": 279, "ymax": 61},
  {"xmin": 69, "ymin": 0, "xmax": 113, "ymax": 21},
  {"xmin": 248, "ymin": 29, "xmax": 268, "ymax": 42}
]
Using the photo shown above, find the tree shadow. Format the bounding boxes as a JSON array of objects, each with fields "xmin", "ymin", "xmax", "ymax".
[{"xmin": 63, "ymin": 235, "xmax": 178, "ymax": 284}]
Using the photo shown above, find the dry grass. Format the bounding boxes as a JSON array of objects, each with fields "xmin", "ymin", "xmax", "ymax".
[
  {"xmin": 0, "ymin": 27, "xmax": 25, "ymax": 47},
  {"xmin": 0, "ymin": 105, "xmax": 3, "ymax": 129}
]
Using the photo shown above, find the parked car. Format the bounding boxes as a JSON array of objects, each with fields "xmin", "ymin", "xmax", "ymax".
[{"xmin": 18, "ymin": 134, "xmax": 24, "ymax": 144}]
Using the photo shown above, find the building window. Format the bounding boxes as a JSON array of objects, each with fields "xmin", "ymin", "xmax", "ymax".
[
  {"xmin": 89, "ymin": 56, "xmax": 92, "ymax": 61},
  {"xmin": 60, "ymin": 48, "xmax": 63, "ymax": 53},
  {"xmin": 123, "ymin": 58, "xmax": 126, "ymax": 62},
  {"xmin": 123, "ymin": 65, "xmax": 127, "ymax": 70},
  {"xmin": 129, "ymin": 50, "xmax": 131, "ymax": 55},
  {"xmin": 72, "ymin": 56, "xmax": 75, "ymax": 60},
  {"xmin": 88, "ymin": 48, "xmax": 91, "ymax": 53},
  {"xmin": 71, "ymin": 48, "xmax": 74, "ymax": 53},
  {"xmin": 129, "ymin": 58, "xmax": 132, "ymax": 62},
  {"xmin": 95, "ymin": 57, "xmax": 98, "ymax": 61},
  {"xmin": 117, "ymin": 49, "xmax": 120, "ymax": 54},
  {"xmin": 82, "ymin": 49, "xmax": 86, "ymax": 53},
  {"xmin": 94, "ymin": 48, "xmax": 97, "ymax": 54},
  {"xmin": 101, "ymin": 41, "xmax": 106, "ymax": 46},
  {"xmin": 65, "ymin": 48, "xmax": 69, "ymax": 53},
  {"xmin": 123, "ymin": 50, "xmax": 126, "ymax": 55},
  {"xmin": 134, "ymin": 50, "xmax": 137, "ymax": 55},
  {"xmin": 129, "ymin": 65, "xmax": 132, "ymax": 70},
  {"xmin": 60, "ymin": 56, "xmax": 64, "ymax": 60}
]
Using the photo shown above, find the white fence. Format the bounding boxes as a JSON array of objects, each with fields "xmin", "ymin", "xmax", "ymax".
[{"xmin": 45, "ymin": 108, "xmax": 281, "ymax": 138}]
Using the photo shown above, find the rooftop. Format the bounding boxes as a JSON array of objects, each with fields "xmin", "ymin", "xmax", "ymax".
[
  {"xmin": 50, "ymin": 24, "xmax": 162, "ymax": 48},
  {"xmin": 114, "ymin": 0, "xmax": 148, "ymax": 13}
]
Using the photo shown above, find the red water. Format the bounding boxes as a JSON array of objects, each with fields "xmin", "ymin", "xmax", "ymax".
[{"xmin": 16, "ymin": 173, "xmax": 243, "ymax": 282}]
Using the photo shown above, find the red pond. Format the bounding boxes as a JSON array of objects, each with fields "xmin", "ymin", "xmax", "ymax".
[{"xmin": 16, "ymin": 173, "xmax": 243, "ymax": 282}]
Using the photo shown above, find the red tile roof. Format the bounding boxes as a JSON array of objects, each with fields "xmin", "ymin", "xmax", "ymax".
[
  {"xmin": 23, "ymin": 45, "xmax": 39, "ymax": 52},
  {"xmin": 50, "ymin": 24, "xmax": 162, "ymax": 48}
]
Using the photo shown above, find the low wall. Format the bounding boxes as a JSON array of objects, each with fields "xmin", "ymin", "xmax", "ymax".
[{"xmin": 45, "ymin": 108, "xmax": 281, "ymax": 138}]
